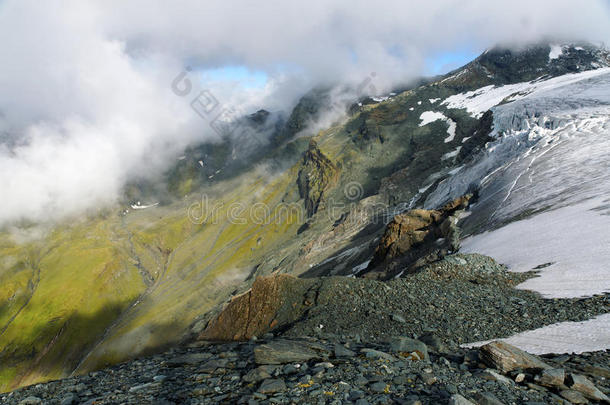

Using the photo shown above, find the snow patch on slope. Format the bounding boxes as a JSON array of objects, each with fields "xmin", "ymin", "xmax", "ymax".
[
  {"xmin": 464, "ymin": 314, "xmax": 610, "ymax": 354},
  {"xmin": 440, "ymin": 68, "xmax": 469, "ymax": 84},
  {"xmin": 549, "ymin": 44, "xmax": 563, "ymax": 60},
  {"xmin": 441, "ymin": 147, "xmax": 461, "ymax": 161},
  {"xmin": 442, "ymin": 67, "xmax": 610, "ymax": 118},
  {"xmin": 371, "ymin": 96, "xmax": 389, "ymax": 102},
  {"xmin": 131, "ymin": 202, "xmax": 159, "ymax": 210},
  {"xmin": 419, "ymin": 111, "xmax": 457, "ymax": 142},
  {"xmin": 419, "ymin": 111, "xmax": 446, "ymax": 126},
  {"xmin": 351, "ymin": 260, "xmax": 371, "ymax": 275},
  {"xmin": 462, "ymin": 197, "xmax": 610, "ymax": 298},
  {"xmin": 444, "ymin": 120, "xmax": 457, "ymax": 143}
]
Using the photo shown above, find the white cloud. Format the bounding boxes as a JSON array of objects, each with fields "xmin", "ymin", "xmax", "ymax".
[{"xmin": 0, "ymin": 0, "xmax": 609, "ymax": 225}]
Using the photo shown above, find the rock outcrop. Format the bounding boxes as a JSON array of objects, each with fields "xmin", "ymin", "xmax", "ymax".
[
  {"xmin": 345, "ymin": 111, "xmax": 386, "ymax": 149},
  {"xmin": 457, "ymin": 110, "xmax": 494, "ymax": 164},
  {"xmin": 199, "ymin": 274, "xmax": 319, "ymax": 341},
  {"xmin": 297, "ymin": 140, "xmax": 339, "ymax": 218},
  {"xmin": 363, "ymin": 194, "xmax": 471, "ymax": 279}
]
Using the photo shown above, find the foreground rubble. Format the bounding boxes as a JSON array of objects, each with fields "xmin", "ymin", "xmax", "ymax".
[{"xmin": 2, "ymin": 337, "xmax": 608, "ymax": 405}]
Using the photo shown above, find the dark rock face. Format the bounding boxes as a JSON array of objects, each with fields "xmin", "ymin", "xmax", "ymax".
[
  {"xmin": 345, "ymin": 111, "xmax": 386, "ymax": 149},
  {"xmin": 363, "ymin": 194, "xmax": 471, "ymax": 279},
  {"xmin": 440, "ymin": 43, "xmax": 610, "ymax": 91},
  {"xmin": 272, "ymin": 87, "xmax": 332, "ymax": 145},
  {"xmin": 297, "ymin": 140, "xmax": 339, "ymax": 217},
  {"xmin": 457, "ymin": 110, "xmax": 494, "ymax": 164},
  {"xmin": 475, "ymin": 45, "xmax": 554, "ymax": 84},
  {"xmin": 247, "ymin": 109, "xmax": 271, "ymax": 125}
]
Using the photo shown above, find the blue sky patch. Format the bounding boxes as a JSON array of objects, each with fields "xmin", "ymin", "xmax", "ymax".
[
  {"xmin": 199, "ymin": 65, "xmax": 269, "ymax": 89},
  {"xmin": 426, "ymin": 47, "xmax": 482, "ymax": 75}
]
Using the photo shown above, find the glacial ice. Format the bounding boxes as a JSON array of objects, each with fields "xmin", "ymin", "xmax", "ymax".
[
  {"xmin": 426, "ymin": 68, "xmax": 610, "ymax": 353},
  {"xmin": 441, "ymin": 67, "xmax": 610, "ymax": 118}
]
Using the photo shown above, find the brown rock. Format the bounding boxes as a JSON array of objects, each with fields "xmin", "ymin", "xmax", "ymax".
[
  {"xmin": 199, "ymin": 274, "xmax": 318, "ymax": 341},
  {"xmin": 566, "ymin": 373, "xmax": 610, "ymax": 403},
  {"xmin": 364, "ymin": 194, "xmax": 471, "ymax": 278},
  {"xmin": 479, "ymin": 341, "xmax": 551, "ymax": 373},
  {"xmin": 371, "ymin": 209, "xmax": 440, "ymax": 260},
  {"xmin": 440, "ymin": 195, "xmax": 471, "ymax": 212}
]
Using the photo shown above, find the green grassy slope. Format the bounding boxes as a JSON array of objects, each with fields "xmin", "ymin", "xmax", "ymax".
[{"xmin": 0, "ymin": 219, "xmax": 145, "ymax": 390}]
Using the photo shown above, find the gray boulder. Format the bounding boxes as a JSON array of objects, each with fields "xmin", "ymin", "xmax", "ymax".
[{"xmin": 389, "ymin": 337, "xmax": 429, "ymax": 361}]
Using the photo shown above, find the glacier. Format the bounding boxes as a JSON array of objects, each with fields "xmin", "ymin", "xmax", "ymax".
[{"xmin": 425, "ymin": 68, "xmax": 610, "ymax": 352}]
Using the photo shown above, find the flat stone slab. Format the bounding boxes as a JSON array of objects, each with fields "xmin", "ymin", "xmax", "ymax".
[
  {"xmin": 254, "ymin": 340, "xmax": 329, "ymax": 365},
  {"xmin": 479, "ymin": 341, "xmax": 551, "ymax": 373}
]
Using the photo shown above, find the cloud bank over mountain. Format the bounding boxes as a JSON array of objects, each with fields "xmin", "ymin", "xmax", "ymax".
[{"xmin": 1, "ymin": 0, "xmax": 609, "ymax": 225}]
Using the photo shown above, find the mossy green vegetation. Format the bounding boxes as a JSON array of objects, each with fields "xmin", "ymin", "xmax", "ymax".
[{"xmin": 0, "ymin": 219, "xmax": 145, "ymax": 391}]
